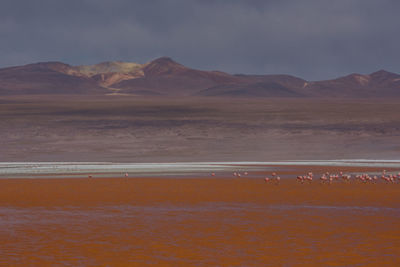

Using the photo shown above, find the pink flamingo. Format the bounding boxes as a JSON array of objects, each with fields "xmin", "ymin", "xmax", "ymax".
[
  {"xmin": 296, "ymin": 175, "xmax": 304, "ymax": 184},
  {"xmin": 270, "ymin": 172, "xmax": 280, "ymax": 184},
  {"xmin": 381, "ymin": 175, "xmax": 391, "ymax": 183},
  {"xmin": 211, "ymin": 172, "xmax": 216, "ymax": 176},
  {"xmin": 342, "ymin": 174, "xmax": 351, "ymax": 182},
  {"xmin": 264, "ymin": 177, "xmax": 270, "ymax": 183}
]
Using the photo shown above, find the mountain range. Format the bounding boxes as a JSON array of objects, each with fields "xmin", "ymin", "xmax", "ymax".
[{"xmin": 1, "ymin": 57, "xmax": 399, "ymax": 97}]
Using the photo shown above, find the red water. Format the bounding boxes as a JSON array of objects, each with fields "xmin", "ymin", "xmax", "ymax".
[{"xmin": 1, "ymin": 178, "xmax": 400, "ymax": 266}]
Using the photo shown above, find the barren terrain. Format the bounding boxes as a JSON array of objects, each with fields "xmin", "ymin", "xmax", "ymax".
[{"xmin": 1, "ymin": 95, "xmax": 400, "ymax": 162}]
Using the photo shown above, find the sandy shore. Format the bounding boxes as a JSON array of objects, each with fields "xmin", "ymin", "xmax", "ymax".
[{"xmin": 1, "ymin": 174, "xmax": 400, "ymax": 266}]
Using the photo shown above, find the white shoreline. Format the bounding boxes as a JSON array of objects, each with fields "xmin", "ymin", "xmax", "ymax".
[{"xmin": 0, "ymin": 160, "xmax": 399, "ymax": 176}]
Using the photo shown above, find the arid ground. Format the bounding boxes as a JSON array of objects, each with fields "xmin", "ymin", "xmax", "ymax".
[{"xmin": 1, "ymin": 95, "xmax": 400, "ymax": 162}]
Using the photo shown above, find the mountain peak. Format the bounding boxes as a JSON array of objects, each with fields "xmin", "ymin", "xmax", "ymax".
[
  {"xmin": 144, "ymin": 57, "xmax": 186, "ymax": 76},
  {"xmin": 369, "ymin": 69, "xmax": 398, "ymax": 78},
  {"xmin": 22, "ymin": 61, "xmax": 76, "ymax": 74},
  {"xmin": 150, "ymin": 57, "xmax": 177, "ymax": 64}
]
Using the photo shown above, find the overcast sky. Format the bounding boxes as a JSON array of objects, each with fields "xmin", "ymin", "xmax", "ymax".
[{"xmin": 1, "ymin": 0, "xmax": 399, "ymax": 80}]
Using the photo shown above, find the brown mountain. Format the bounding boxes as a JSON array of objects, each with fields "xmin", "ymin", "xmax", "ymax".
[
  {"xmin": 197, "ymin": 74, "xmax": 307, "ymax": 97},
  {"xmin": 0, "ymin": 62, "xmax": 108, "ymax": 95},
  {"xmin": 0, "ymin": 57, "xmax": 399, "ymax": 97},
  {"xmin": 113, "ymin": 57, "xmax": 240, "ymax": 96},
  {"xmin": 302, "ymin": 70, "xmax": 400, "ymax": 97}
]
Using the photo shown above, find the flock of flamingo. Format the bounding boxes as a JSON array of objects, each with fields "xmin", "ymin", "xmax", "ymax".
[
  {"xmin": 293, "ymin": 169, "xmax": 400, "ymax": 184},
  {"xmin": 210, "ymin": 169, "xmax": 400, "ymax": 184},
  {"xmin": 87, "ymin": 170, "xmax": 399, "ymax": 184}
]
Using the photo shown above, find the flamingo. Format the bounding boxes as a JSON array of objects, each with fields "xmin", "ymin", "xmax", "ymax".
[
  {"xmin": 211, "ymin": 172, "xmax": 216, "ymax": 176},
  {"xmin": 296, "ymin": 175, "xmax": 304, "ymax": 184},
  {"xmin": 264, "ymin": 177, "xmax": 270, "ymax": 183},
  {"xmin": 381, "ymin": 175, "xmax": 391, "ymax": 183},
  {"xmin": 320, "ymin": 174, "xmax": 328, "ymax": 184},
  {"xmin": 355, "ymin": 174, "xmax": 363, "ymax": 183},
  {"xmin": 125, "ymin": 172, "xmax": 129, "ymax": 177},
  {"xmin": 342, "ymin": 174, "xmax": 351, "ymax": 183}
]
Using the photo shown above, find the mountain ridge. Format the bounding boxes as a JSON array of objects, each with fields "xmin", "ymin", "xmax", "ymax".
[{"xmin": 0, "ymin": 57, "xmax": 399, "ymax": 97}]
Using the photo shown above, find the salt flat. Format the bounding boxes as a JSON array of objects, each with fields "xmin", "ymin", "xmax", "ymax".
[{"xmin": 1, "ymin": 160, "xmax": 399, "ymax": 178}]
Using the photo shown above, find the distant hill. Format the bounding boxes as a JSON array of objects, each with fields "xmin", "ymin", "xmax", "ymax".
[
  {"xmin": 0, "ymin": 57, "xmax": 399, "ymax": 97},
  {"xmin": 198, "ymin": 74, "xmax": 307, "ymax": 97},
  {"xmin": 114, "ymin": 57, "xmax": 240, "ymax": 96},
  {"xmin": 0, "ymin": 62, "xmax": 108, "ymax": 95},
  {"xmin": 301, "ymin": 70, "xmax": 400, "ymax": 97}
]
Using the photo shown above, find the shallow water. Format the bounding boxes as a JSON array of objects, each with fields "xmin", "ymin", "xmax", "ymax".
[
  {"xmin": 1, "ymin": 203, "xmax": 399, "ymax": 266},
  {"xmin": 1, "ymin": 174, "xmax": 400, "ymax": 266}
]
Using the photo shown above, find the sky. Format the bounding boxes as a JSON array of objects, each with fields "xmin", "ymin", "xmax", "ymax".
[{"xmin": 1, "ymin": 0, "xmax": 399, "ymax": 80}]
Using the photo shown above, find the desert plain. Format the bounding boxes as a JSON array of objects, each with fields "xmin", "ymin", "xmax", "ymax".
[{"xmin": 1, "ymin": 95, "xmax": 400, "ymax": 162}]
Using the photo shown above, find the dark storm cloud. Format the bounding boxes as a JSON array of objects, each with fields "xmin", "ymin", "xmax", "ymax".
[{"xmin": 1, "ymin": 0, "xmax": 399, "ymax": 80}]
